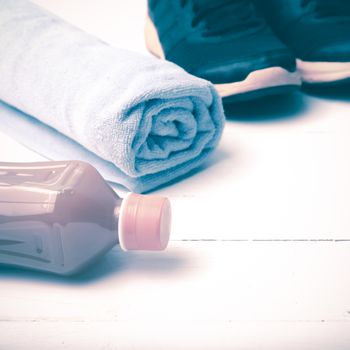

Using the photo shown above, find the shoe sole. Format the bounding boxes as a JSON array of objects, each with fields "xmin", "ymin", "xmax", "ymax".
[
  {"xmin": 297, "ymin": 59, "xmax": 350, "ymax": 84},
  {"xmin": 145, "ymin": 15, "xmax": 301, "ymax": 99}
]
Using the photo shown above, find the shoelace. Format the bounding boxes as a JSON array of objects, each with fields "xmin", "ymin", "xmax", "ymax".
[
  {"xmin": 302, "ymin": 0, "xmax": 350, "ymax": 18},
  {"xmin": 181, "ymin": 0, "xmax": 265, "ymax": 37}
]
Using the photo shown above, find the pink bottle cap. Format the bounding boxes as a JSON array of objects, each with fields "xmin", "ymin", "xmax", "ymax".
[{"xmin": 118, "ymin": 193, "xmax": 171, "ymax": 251}]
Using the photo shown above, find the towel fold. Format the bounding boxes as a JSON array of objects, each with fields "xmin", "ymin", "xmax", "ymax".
[{"xmin": 0, "ymin": 0, "xmax": 224, "ymax": 193}]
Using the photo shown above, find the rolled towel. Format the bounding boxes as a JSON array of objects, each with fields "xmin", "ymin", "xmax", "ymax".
[{"xmin": 0, "ymin": 0, "xmax": 224, "ymax": 193}]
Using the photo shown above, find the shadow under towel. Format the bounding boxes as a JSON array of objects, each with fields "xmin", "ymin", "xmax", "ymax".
[{"xmin": 0, "ymin": 0, "xmax": 224, "ymax": 193}]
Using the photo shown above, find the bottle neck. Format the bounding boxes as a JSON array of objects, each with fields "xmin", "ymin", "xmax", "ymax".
[{"xmin": 113, "ymin": 196, "xmax": 123, "ymax": 241}]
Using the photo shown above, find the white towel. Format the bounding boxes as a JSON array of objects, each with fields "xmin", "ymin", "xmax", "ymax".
[{"xmin": 0, "ymin": 0, "xmax": 225, "ymax": 193}]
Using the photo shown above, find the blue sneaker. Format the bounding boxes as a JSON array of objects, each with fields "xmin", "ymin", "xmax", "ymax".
[
  {"xmin": 254, "ymin": 0, "xmax": 350, "ymax": 85},
  {"xmin": 146, "ymin": 0, "xmax": 301, "ymax": 102}
]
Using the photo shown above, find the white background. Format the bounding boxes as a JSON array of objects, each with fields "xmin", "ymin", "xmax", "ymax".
[{"xmin": 1, "ymin": 1, "xmax": 350, "ymax": 349}]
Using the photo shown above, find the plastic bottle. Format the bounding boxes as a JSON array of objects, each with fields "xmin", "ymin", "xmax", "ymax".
[{"xmin": 0, "ymin": 161, "xmax": 171, "ymax": 275}]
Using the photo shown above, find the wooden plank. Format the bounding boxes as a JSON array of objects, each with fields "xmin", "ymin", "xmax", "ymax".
[
  {"xmin": 1, "ymin": 241, "xmax": 350, "ymax": 349},
  {"xmin": 154, "ymin": 98, "xmax": 350, "ymax": 240}
]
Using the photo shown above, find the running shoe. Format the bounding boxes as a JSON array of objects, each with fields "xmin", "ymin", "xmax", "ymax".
[
  {"xmin": 254, "ymin": 0, "xmax": 350, "ymax": 85},
  {"xmin": 146, "ymin": 0, "xmax": 301, "ymax": 102}
]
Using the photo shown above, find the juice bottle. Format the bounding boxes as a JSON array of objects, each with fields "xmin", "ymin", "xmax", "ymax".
[{"xmin": 0, "ymin": 161, "xmax": 171, "ymax": 275}]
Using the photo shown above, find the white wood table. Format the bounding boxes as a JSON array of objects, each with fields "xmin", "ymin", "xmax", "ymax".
[{"xmin": 1, "ymin": 1, "xmax": 350, "ymax": 349}]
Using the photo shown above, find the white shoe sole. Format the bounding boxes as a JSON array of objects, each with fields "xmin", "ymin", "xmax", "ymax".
[
  {"xmin": 145, "ymin": 15, "xmax": 301, "ymax": 98},
  {"xmin": 297, "ymin": 59, "xmax": 350, "ymax": 84},
  {"xmin": 214, "ymin": 67, "xmax": 300, "ymax": 97}
]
